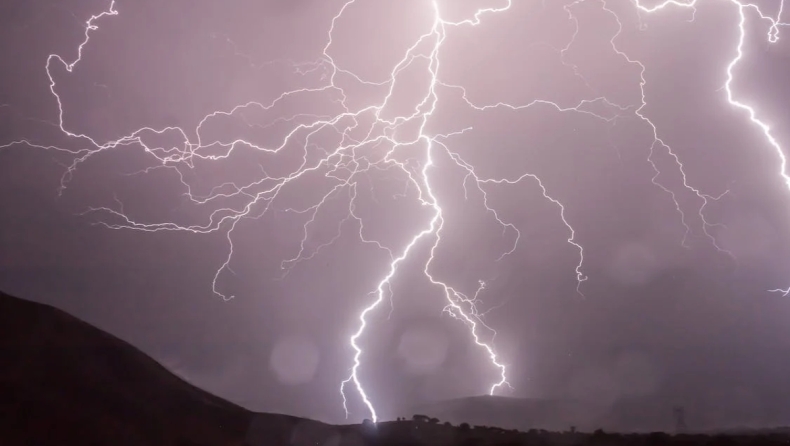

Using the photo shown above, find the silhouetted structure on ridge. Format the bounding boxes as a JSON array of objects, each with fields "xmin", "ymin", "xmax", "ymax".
[{"xmin": 673, "ymin": 406, "xmax": 687, "ymax": 434}]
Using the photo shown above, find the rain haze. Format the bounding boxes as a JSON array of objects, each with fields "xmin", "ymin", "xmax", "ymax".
[{"xmin": 2, "ymin": 0, "xmax": 790, "ymax": 432}]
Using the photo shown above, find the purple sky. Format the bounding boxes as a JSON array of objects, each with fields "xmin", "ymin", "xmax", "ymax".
[{"xmin": 2, "ymin": 0, "xmax": 790, "ymax": 430}]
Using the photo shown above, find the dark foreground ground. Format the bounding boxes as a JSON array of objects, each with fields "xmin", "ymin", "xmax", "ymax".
[{"xmin": 1, "ymin": 289, "xmax": 789, "ymax": 446}]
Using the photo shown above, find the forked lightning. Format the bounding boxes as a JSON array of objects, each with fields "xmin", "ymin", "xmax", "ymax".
[{"xmin": 2, "ymin": 0, "xmax": 788, "ymax": 423}]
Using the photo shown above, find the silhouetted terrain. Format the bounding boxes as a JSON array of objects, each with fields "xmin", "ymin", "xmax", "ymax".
[
  {"xmin": 407, "ymin": 394, "xmax": 679, "ymax": 433},
  {"xmin": 0, "ymin": 290, "xmax": 259, "ymax": 445},
  {"xmin": 2, "ymin": 289, "xmax": 790, "ymax": 446}
]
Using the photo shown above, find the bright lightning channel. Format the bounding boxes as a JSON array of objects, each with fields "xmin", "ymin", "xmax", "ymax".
[
  {"xmin": 627, "ymin": 1, "xmax": 789, "ymax": 292},
  {"xmin": 3, "ymin": 0, "xmax": 789, "ymax": 425}
]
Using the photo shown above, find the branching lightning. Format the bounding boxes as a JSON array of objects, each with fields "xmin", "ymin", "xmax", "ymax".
[
  {"xmin": 3, "ymin": 0, "xmax": 790, "ymax": 423},
  {"xmin": 627, "ymin": 0, "xmax": 788, "ymax": 290}
]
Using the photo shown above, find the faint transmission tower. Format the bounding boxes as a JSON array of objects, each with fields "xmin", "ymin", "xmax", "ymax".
[{"xmin": 672, "ymin": 406, "xmax": 687, "ymax": 433}]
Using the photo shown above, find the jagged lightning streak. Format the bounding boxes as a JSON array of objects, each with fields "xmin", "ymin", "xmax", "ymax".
[
  {"xmin": 621, "ymin": 0, "xmax": 789, "ymax": 291},
  {"xmin": 339, "ymin": 0, "xmax": 614, "ymax": 420},
  {"xmin": 341, "ymin": 2, "xmax": 523, "ymax": 420},
  {"xmin": 5, "ymin": 0, "xmax": 790, "ymax": 425},
  {"xmin": 596, "ymin": 0, "xmax": 733, "ymax": 256}
]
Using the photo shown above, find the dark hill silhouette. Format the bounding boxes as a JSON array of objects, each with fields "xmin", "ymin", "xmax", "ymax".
[
  {"xmin": 0, "ymin": 289, "xmax": 328, "ymax": 446},
  {"xmin": 0, "ymin": 289, "xmax": 254, "ymax": 445},
  {"xmin": 5, "ymin": 289, "xmax": 790, "ymax": 446}
]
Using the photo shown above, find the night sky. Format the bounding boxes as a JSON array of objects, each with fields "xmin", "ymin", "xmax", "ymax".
[{"xmin": 2, "ymin": 0, "xmax": 790, "ymax": 430}]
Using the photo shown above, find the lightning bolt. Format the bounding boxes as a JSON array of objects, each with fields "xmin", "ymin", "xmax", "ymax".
[
  {"xmin": 3, "ymin": 0, "xmax": 789, "ymax": 424},
  {"xmin": 624, "ymin": 0, "xmax": 788, "ymax": 290}
]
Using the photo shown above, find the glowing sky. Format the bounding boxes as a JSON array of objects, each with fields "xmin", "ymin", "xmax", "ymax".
[{"xmin": 2, "ymin": 0, "xmax": 790, "ymax": 430}]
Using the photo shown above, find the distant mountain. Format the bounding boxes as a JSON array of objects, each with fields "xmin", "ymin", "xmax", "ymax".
[
  {"xmin": 407, "ymin": 395, "xmax": 583, "ymax": 432},
  {"xmin": 0, "ymin": 290, "xmax": 339, "ymax": 446},
  {"xmin": 406, "ymin": 394, "xmax": 679, "ymax": 433}
]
